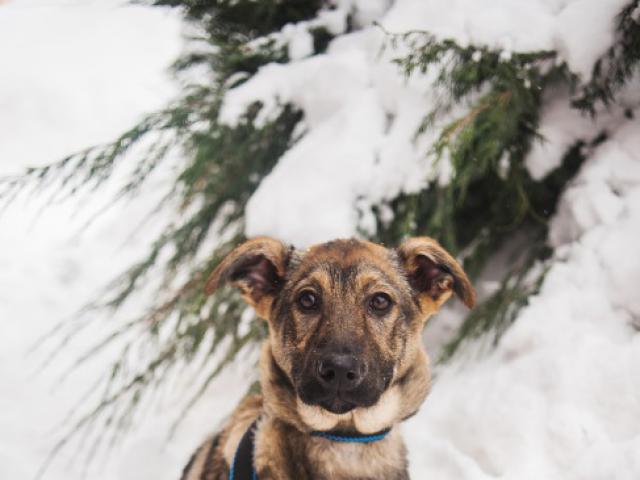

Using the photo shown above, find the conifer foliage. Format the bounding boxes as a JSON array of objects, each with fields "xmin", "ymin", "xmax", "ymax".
[
  {"xmin": 2, "ymin": 0, "xmax": 639, "ymax": 463},
  {"xmin": 376, "ymin": 32, "xmax": 581, "ymax": 359}
]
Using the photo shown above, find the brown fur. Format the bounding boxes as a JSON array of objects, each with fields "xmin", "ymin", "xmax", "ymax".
[{"xmin": 181, "ymin": 237, "xmax": 474, "ymax": 480}]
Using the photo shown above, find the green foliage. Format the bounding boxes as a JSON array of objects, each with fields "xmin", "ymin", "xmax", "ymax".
[
  {"xmin": 437, "ymin": 139, "xmax": 599, "ymax": 361},
  {"xmin": 374, "ymin": 29, "xmax": 595, "ymax": 357},
  {"xmin": 153, "ymin": 0, "xmax": 324, "ymax": 38},
  {"xmin": 154, "ymin": 0, "xmax": 326, "ymax": 81},
  {"xmin": 439, "ymin": 236, "xmax": 550, "ymax": 362},
  {"xmin": 32, "ymin": 100, "xmax": 302, "ymax": 475},
  {"xmin": 374, "ymin": 1, "xmax": 636, "ymax": 356}
]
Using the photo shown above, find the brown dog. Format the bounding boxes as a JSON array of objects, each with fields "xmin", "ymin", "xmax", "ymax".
[{"xmin": 181, "ymin": 237, "xmax": 475, "ymax": 480}]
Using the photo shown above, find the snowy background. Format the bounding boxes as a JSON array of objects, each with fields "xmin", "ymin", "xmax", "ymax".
[
  {"xmin": 0, "ymin": 2, "xmax": 249, "ymax": 479},
  {"xmin": 1, "ymin": 0, "xmax": 639, "ymax": 479}
]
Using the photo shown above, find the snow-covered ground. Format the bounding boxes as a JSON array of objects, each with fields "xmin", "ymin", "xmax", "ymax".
[{"xmin": 1, "ymin": 0, "xmax": 639, "ymax": 479}]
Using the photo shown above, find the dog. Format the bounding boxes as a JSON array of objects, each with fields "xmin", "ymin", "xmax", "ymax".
[{"xmin": 181, "ymin": 236, "xmax": 475, "ymax": 480}]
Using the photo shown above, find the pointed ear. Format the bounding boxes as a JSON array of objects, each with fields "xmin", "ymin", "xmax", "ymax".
[
  {"xmin": 397, "ymin": 237, "xmax": 476, "ymax": 314},
  {"xmin": 205, "ymin": 237, "xmax": 291, "ymax": 319}
]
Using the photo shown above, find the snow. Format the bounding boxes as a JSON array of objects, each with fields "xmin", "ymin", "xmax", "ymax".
[
  {"xmin": 232, "ymin": 28, "xmax": 438, "ymax": 244},
  {"xmin": 2, "ymin": 0, "xmax": 640, "ymax": 479},
  {"xmin": 0, "ymin": 0, "xmax": 180, "ymax": 170},
  {"xmin": 0, "ymin": 2, "xmax": 249, "ymax": 480},
  {"xmin": 227, "ymin": 0, "xmax": 634, "ymax": 246},
  {"xmin": 247, "ymin": 87, "xmax": 388, "ymax": 245},
  {"xmin": 554, "ymin": 0, "xmax": 629, "ymax": 78},
  {"xmin": 383, "ymin": 0, "xmax": 629, "ymax": 78},
  {"xmin": 285, "ymin": 24, "xmax": 315, "ymax": 61},
  {"xmin": 405, "ymin": 120, "xmax": 640, "ymax": 477}
]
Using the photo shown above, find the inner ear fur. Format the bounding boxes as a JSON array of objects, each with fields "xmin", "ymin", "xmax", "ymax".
[
  {"xmin": 204, "ymin": 237, "xmax": 290, "ymax": 318},
  {"xmin": 397, "ymin": 237, "xmax": 476, "ymax": 309}
]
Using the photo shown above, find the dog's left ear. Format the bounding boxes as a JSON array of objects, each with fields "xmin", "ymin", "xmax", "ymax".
[
  {"xmin": 204, "ymin": 236, "xmax": 291, "ymax": 319},
  {"xmin": 397, "ymin": 237, "xmax": 476, "ymax": 314}
]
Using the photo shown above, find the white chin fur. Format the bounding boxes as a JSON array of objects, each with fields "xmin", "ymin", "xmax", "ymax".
[
  {"xmin": 296, "ymin": 387, "xmax": 400, "ymax": 433},
  {"xmin": 353, "ymin": 387, "xmax": 400, "ymax": 433},
  {"xmin": 296, "ymin": 399, "xmax": 349, "ymax": 431}
]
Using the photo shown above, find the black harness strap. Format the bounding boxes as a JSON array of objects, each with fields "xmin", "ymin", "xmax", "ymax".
[{"xmin": 229, "ymin": 419, "xmax": 259, "ymax": 480}]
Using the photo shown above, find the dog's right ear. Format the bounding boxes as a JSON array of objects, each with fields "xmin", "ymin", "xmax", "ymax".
[
  {"xmin": 397, "ymin": 236, "xmax": 476, "ymax": 316},
  {"xmin": 204, "ymin": 237, "xmax": 290, "ymax": 319}
]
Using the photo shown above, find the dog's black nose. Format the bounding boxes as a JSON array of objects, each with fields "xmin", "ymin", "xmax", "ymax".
[{"xmin": 316, "ymin": 353, "xmax": 364, "ymax": 391}]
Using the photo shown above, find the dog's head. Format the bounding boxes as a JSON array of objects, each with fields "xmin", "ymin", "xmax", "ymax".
[{"xmin": 205, "ymin": 237, "xmax": 474, "ymax": 429}]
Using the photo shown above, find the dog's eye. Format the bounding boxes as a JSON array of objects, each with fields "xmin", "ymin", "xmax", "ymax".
[
  {"xmin": 369, "ymin": 293, "xmax": 392, "ymax": 313},
  {"xmin": 297, "ymin": 290, "xmax": 319, "ymax": 311}
]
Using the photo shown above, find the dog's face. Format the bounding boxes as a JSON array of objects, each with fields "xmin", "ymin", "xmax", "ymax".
[{"xmin": 206, "ymin": 237, "xmax": 474, "ymax": 422}]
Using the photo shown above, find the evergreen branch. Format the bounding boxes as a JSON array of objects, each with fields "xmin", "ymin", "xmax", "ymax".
[
  {"xmin": 442, "ymin": 90, "xmax": 513, "ymax": 143},
  {"xmin": 439, "ymin": 238, "xmax": 550, "ymax": 362},
  {"xmin": 17, "ymin": 1, "xmax": 334, "ymax": 472},
  {"xmin": 372, "ymin": 29, "xmax": 584, "ymax": 360},
  {"xmin": 31, "ymin": 100, "xmax": 302, "ymax": 471}
]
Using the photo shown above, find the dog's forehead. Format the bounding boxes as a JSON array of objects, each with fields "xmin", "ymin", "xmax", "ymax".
[
  {"xmin": 291, "ymin": 239, "xmax": 402, "ymax": 282},
  {"xmin": 313, "ymin": 237, "xmax": 386, "ymax": 256}
]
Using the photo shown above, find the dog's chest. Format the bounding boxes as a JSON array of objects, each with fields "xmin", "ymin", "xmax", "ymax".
[{"xmin": 304, "ymin": 433, "xmax": 407, "ymax": 480}]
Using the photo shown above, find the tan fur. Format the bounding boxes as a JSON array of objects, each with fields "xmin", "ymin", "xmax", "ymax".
[
  {"xmin": 221, "ymin": 396, "xmax": 263, "ymax": 465},
  {"xmin": 184, "ymin": 438, "xmax": 216, "ymax": 479},
  {"xmin": 181, "ymin": 237, "xmax": 474, "ymax": 480}
]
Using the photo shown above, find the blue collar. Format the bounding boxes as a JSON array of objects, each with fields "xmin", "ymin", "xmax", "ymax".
[{"xmin": 310, "ymin": 427, "xmax": 392, "ymax": 443}]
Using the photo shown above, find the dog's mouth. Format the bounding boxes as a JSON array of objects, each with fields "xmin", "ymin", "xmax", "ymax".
[
  {"xmin": 297, "ymin": 383, "xmax": 382, "ymax": 415},
  {"xmin": 319, "ymin": 396, "xmax": 357, "ymax": 415}
]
